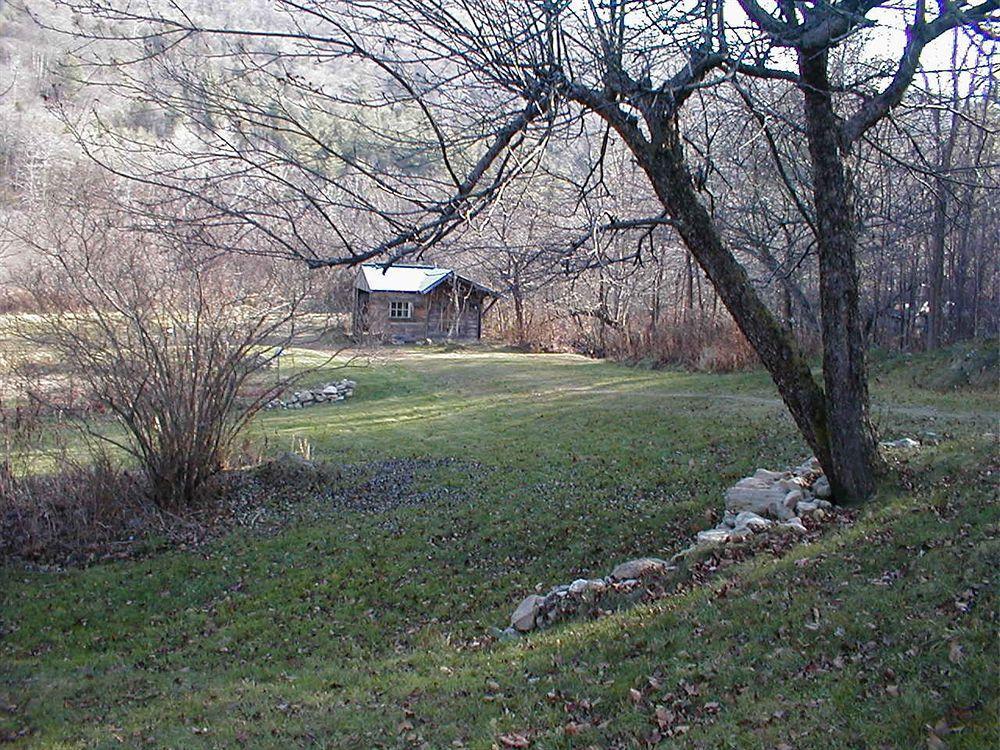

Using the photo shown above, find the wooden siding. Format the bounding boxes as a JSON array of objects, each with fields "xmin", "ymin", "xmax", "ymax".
[{"xmin": 354, "ymin": 279, "xmax": 487, "ymax": 342}]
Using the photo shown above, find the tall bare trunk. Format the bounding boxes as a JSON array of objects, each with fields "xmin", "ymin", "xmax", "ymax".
[
  {"xmin": 927, "ymin": 106, "xmax": 959, "ymax": 349},
  {"xmin": 512, "ymin": 287, "xmax": 526, "ymax": 346},
  {"xmin": 630, "ymin": 133, "xmax": 835, "ymax": 475},
  {"xmin": 571, "ymin": 62, "xmax": 879, "ymax": 503},
  {"xmin": 798, "ymin": 48, "xmax": 879, "ymax": 503},
  {"xmin": 927, "ymin": 174, "xmax": 948, "ymax": 349}
]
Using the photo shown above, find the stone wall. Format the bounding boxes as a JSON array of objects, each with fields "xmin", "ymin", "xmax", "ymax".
[
  {"xmin": 502, "ymin": 439, "xmax": 923, "ymax": 637},
  {"xmin": 264, "ymin": 379, "xmax": 356, "ymax": 410}
]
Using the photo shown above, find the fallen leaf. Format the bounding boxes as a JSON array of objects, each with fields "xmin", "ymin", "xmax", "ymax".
[
  {"xmin": 926, "ymin": 717, "xmax": 950, "ymax": 749},
  {"xmin": 948, "ymin": 641, "xmax": 963, "ymax": 664},
  {"xmin": 654, "ymin": 705, "xmax": 674, "ymax": 729},
  {"xmin": 499, "ymin": 733, "xmax": 531, "ymax": 748},
  {"xmin": 563, "ymin": 722, "xmax": 590, "ymax": 736}
]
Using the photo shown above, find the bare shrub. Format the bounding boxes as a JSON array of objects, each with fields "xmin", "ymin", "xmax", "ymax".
[
  {"xmin": 650, "ymin": 318, "xmax": 758, "ymax": 373},
  {"xmin": 0, "ymin": 448, "xmax": 149, "ymax": 564},
  {"xmin": 11, "ymin": 203, "xmax": 315, "ymax": 510},
  {"xmin": 486, "ymin": 298, "xmax": 578, "ymax": 352},
  {"xmin": 495, "ymin": 305, "xmax": 758, "ymax": 372},
  {"xmin": 0, "ymin": 399, "xmax": 47, "ymax": 497},
  {"xmin": 0, "ymin": 288, "xmax": 35, "ymax": 314},
  {"xmin": 0, "ymin": 380, "xmax": 144, "ymax": 563},
  {"xmin": 588, "ymin": 315, "xmax": 758, "ymax": 373}
]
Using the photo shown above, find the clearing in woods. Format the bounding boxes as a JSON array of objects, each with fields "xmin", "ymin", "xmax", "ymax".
[{"xmin": 1, "ymin": 346, "xmax": 997, "ymax": 748}]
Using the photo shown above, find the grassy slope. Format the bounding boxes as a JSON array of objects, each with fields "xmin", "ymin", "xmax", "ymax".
[{"xmin": 1, "ymin": 348, "xmax": 997, "ymax": 749}]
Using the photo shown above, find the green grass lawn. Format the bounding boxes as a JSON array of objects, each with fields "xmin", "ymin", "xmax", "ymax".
[{"xmin": 2, "ymin": 348, "xmax": 997, "ymax": 748}]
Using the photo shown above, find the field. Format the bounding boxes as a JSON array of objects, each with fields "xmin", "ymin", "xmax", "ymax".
[{"xmin": 1, "ymin": 346, "xmax": 998, "ymax": 748}]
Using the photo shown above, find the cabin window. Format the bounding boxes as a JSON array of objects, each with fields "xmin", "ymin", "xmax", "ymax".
[{"xmin": 388, "ymin": 301, "xmax": 413, "ymax": 320}]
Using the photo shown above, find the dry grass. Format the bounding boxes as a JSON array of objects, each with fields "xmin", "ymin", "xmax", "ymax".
[
  {"xmin": 488, "ymin": 307, "xmax": 760, "ymax": 372},
  {"xmin": 0, "ymin": 454, "xmax": 150, "ymax": 564}
]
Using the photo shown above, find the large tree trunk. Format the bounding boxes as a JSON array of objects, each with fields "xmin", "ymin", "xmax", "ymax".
[
  {"xmin": 798, "ymin": 48, "xmax": 879, "ymax": 503},
  {"xmin": 629, "ymin": 135, "xmax": 836, "ymax": 476},
  {"xmin": 512, "ymin": 286, "xmax": 527, "ymax": 346},
  {"xmin": 570, "ymin": 79, "xmax": 876, "ymax": 503}
]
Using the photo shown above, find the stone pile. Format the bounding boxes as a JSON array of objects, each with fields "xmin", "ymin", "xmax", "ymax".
[
  {"xmin": 695, "ymin": 456, "xmax": 833, "ymax": 545},
  {"xmin": 506, "ymin": 557, "xmax": 673, "ymax": 635},
  {"xmin": 264, "ymin": 379, "xmax": 356, "ymax": 410},
  {"xmin": 881, "ymin": 437, "xmax": 922, "ymax": 450},
  {"xmin": 502, "ymin": 456, "xmax": 842, "ymax": 637}
]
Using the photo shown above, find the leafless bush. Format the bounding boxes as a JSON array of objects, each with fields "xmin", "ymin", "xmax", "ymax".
[
  {"xmin": 0, "ymin": 448, "xmax": 149, "ymax": 564},
  {"xmin": 584, "ymin": 315, "xmax": 758, "ymax": 373},
  {"xmin": 0, "ymin": 288, "xmax": 35, "ymax": 314},
  {"xmin": 485, "ymin": 298, "xmax": 569, "ymax": 352},
  {"xmin": 683, "ymin": 320, "xmax": 758, "ymax": 373},
  {"xmin": 0, "ymin": 379, "xmax": 146, "ymax": 563},
  {"xmin": 11, "ymin": 203, "xmax": 316, "ymax": 510},
  {"xmin": 0, "ymin": 399, "xmax": 47, "ymax": 497},
  {"xmin": 488, "ymin": 295, "xmax": 758, "ymax": 372}
]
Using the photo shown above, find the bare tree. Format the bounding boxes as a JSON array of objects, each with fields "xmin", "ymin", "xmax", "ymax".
[
  {"xmin": 12, "ymin": 195, "xmax": 312, "ymax": 509},
  {"xmin": 48, "ymin": 0, "xmax": 998, "ymax": 502}
]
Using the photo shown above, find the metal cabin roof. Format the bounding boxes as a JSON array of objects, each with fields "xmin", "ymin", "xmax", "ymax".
[{"xmin": 357, "ymin": 263, "xmax": 497, "ymax": 296}]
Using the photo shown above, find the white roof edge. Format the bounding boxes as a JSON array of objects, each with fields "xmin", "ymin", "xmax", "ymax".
[{"xmin": 357, "ymin": 264, "xmax": 497, "ymax": 295}]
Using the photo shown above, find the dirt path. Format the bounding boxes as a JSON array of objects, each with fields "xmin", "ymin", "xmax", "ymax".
[
  {"xmin": 658, "ymin": 391, "xmax": 998, "ymax": 424},
  {"xmin": 544, "ymin": 385, "xmax": 998, "ymax": 424},
  {"xmin": 661, "ymin": 390, "xmax": 997, "ymax": 421}
]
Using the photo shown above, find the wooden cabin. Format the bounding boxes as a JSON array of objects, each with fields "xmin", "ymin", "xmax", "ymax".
[{"xmin": 352, "ymin": 264, "xmax": 498, "ymax": 343}]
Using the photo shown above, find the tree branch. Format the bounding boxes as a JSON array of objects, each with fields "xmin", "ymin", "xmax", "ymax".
[{"xmin": 841, "ymin": 0, "xmax": 1000, "ymax": 145}]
